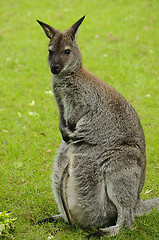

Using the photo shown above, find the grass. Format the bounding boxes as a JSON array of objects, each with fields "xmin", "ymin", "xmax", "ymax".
[{"xmin": 0, "ymin": 0, "xmax": 159, "ymax": 239}]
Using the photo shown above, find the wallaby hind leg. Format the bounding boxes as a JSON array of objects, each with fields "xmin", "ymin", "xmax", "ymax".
[
  {"xmin": 90, "ymin": 159, "xmax": 141, "ymax": 238},
  {"xmin": 35, "ymin": 214, "xmax": 65, "ymax": 225},
  {"xmin": 98, "ymin": 207, "xmax": 134, "ymax": 237},
  {"xmin": 102, "ymin": 163, "xmax": 140, "ymax": 236}
]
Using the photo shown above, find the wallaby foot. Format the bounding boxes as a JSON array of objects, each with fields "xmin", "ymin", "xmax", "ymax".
[
  {"xmin": 87, "ymin": 220, "xmax": 133, "ymax": 239},
  {"xmin": 87, "ymin": 225, "xmax": 121, "ymax": 239},
  {"xmin": 88, "ymin": 211, "xmax": 134, "ymax": 238},
  {"xmin": 100, "ymin": 225, "xmax": 121, "ymax": 237},
  {"xmin": 35, "ymin": 214, "xmax": 64, "ymax": 225}
]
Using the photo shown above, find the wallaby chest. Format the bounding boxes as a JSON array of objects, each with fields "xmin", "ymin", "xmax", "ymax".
[{"xmin": 52, "ymin": 74, "xmax": 88, "ymax": 138}]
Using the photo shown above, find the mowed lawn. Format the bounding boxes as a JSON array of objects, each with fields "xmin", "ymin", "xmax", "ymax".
[{"xmin": 0, "ymin": 0, "xmax": 159, "ymax": 239}]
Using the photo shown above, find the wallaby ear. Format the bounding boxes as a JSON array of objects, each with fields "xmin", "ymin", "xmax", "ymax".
[
  {"xmin": 37, "ymin": 20, "xmax": 58, "ymax": 39},
  {"xmin": 67, "ymin": 16, "xmax": 85, "ymax": 40}
]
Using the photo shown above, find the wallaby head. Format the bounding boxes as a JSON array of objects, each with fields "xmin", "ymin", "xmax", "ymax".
[{"xmin": 37, "ymin": 16, "xmax": 85, "ymax": 75}]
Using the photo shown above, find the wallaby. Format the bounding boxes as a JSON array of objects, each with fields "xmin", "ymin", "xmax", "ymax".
[{"xmin": 37, "ymin": 16, "xmax": 159, "ymax": 237}]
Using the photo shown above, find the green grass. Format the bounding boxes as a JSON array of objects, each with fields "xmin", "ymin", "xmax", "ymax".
[{"xmin": 0, "ymin": 0, "xmax": 159, "ymax": 239}]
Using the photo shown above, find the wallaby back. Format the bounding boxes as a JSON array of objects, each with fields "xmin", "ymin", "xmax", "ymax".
[{"xmin": 37, "ymin": 16, "xmax": 159, "ymax": 237}]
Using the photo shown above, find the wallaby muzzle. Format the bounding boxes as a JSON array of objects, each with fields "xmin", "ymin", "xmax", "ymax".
[{"xmin": 51, "ymin": 63, "xmax": 61, "ymax": 75}]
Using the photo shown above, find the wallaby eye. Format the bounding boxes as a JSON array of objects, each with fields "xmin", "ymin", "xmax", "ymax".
[
  {"xmin": 64, "ymin": 49, "xmax": 71, "ymax": 55},
  {"xmin": 48, "ymin": 49, "xmax": 54, "ymax": 56}
]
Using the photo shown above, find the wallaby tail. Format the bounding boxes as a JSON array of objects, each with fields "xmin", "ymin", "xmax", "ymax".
[{"xmin": 135, "ymin": 197, "xmax": 159, "ymax": 217}]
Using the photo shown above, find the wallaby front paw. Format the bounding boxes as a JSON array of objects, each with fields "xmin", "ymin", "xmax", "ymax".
[{"xmin": 60, "ymin": 129, "xmax": 71, "ymax": 143}]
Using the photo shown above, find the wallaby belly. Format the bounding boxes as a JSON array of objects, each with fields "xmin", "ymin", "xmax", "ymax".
[
  {"xmin": 67, "ymin": 160, "xmax": 117, "ymax": 227},
  {"xmin": 53, "ymin": 142, "xmax": 119, "ymax": 227}
]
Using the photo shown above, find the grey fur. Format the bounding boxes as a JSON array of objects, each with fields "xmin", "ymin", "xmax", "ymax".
[{"xmin": 37, "ymin": 16, "xmax": 159, "ymax": 237}]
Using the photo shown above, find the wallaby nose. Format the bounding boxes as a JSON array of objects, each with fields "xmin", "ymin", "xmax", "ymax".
[{"xmin": 51, "ymin": 64, "xmax": 60, "ymax": 74}]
